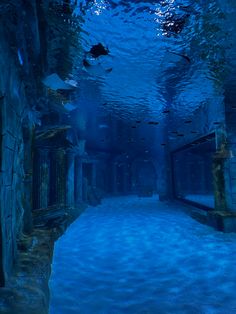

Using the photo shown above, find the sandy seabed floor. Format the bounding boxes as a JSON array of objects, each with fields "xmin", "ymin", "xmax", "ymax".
[{"xmin": 49, "ymin": 196, "xmax": 236, "ymax": 314}]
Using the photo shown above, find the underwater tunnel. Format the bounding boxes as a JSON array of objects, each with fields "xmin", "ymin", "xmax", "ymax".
[{"xmin": 0, "ymin": 0, "xmax": 236, "ymax": 313}]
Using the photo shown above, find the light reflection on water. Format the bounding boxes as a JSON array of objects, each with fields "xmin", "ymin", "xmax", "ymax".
[{"xmin": 67, "ymin": 0, "xmax": 234, "ymax": 122}]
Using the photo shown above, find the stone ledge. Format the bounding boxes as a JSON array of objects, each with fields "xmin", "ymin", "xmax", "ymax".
[
  {"xmin": 0, "ymin": 203, "xmax": 86, "ymax": 314},
  {"xmin": 207, "ymin": 210, "xmax": 236, "ymax": 233},
  {"xmin": 179, "ymin": 200, "xmax": 236, "ymax": 233}
]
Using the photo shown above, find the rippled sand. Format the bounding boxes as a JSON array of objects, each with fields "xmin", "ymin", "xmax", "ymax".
[{"xmin": 49, "ymin": 196, "xmax": 236, "ymax": 314}]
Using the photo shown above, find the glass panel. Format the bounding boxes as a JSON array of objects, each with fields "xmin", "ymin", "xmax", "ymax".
[{"xmin": 172, "ymin": 134, "xmax": 216, "ymax": 209}]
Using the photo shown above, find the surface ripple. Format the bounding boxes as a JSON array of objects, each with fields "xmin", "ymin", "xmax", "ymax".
[{"xmin": 50, "ymin": 196, "xmax": 236, "ymax": 314}]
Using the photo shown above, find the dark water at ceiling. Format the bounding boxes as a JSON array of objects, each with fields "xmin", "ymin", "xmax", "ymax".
[{"xmin": 51, "ymin": 0, "xmax": 236, "ymax": 122}]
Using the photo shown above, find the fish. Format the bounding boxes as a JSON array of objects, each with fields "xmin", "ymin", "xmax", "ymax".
[
  {"xmin": 88, "ymin": 43, "xmax": 109, "ymax": 58},
  {"xmin": 167, "ymin": 50, "xmax": 191, "ymax": 63},
  {"xmin": 163, "ymin": 14, "xmax": 190, "ymax": 35},
  {"xmin": 184, "ymin": 120, "xmax": 192, "ymax": 123},
  {"xmin": 163, "ymin": 110, "xmax": 170, "ymax": 113},
  {"xmin": 148, "ymin": 121, "xmax": 158, "ymax": 125},
  {"xmin": 136, "ymin": 120, "xmax": 141, "ymax": 123}
]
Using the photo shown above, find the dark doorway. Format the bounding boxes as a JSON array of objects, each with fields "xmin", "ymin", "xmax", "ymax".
[
  {"xmin": 83, "ymin": 163, "xmax": 93, "ymax": 186},
  {"xmin": 131, "ymin": 160, "xmax": 157, "ymax": 197}
]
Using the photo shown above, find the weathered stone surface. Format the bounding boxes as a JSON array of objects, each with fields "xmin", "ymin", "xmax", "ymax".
[
  {"xmin": 207, "ymin": 211, "xmax": 236, "ymax": 233},
  {"xmin": 36, "ymin": 125, "xmax": 71, "ymax": 141},
  {"xmin": 0, "ymin": 204, "xmax": 86, "ymax": 314}
]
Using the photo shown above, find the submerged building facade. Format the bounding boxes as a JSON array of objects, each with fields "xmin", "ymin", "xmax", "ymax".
[{"xmin": 0, "ymin": 0, "xmax": 236, "ymax": 313}]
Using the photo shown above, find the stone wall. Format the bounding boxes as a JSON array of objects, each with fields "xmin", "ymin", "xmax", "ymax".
[
  {"xmin": 0, "ymin": 28, "xmax": 33, "ymax": 285},
  {"xmin": 220, "ymin": 84, "xmax": 236, "ymax": 212}
]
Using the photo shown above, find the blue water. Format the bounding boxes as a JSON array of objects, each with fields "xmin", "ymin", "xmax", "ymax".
[
  {"xmin": 49, "ymin": 196, "xmax": 236, "ymax": 314},
  {"xmin": 71, "ymin": 0, "xmax": 232, "ymax": 121}
]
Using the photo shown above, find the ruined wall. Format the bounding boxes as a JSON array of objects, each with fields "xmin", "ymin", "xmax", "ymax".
[
  {"xmin": 0, "ymin": 30, "xmax": 33, "ymax": 285},
  {"xmin": 221, "ymin": 84, "xmax": 236, "ymax": 212},
  {"xmin": 0, "ymin": 0, "xmax": 44, "ymax": 285}
]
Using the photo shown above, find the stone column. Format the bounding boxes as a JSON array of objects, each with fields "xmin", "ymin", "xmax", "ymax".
[
  {"xmin": 74, "ymin": 156, "xmax": 83, "ymax": 203},
  {"xmin": 224, "ymin": 87, "xmax": 236, "ymax": 211},
  {"xmin": 55, "ymin": 149, "xmax": 66, "ymax": 205},
  {"xmin": 40, "ymin": 149, "xmax": 50, "ymax": 208},
  {"xmin": 66, "ymin": 150, "xmax": 75, "ymax": 206},
  {"xmin": 22, "ymin": 125, "xmax": 33, "ymax": 234},
  {"xmin": 49, "ymin": 149, "xmax": 66, "ymax": 206},
  {"xmin": 213, "ymin": 129, "xmax": 227, "ymax": 211},
  {"xmin": 83, "ymin": 176, "xmax": 88, "ymax": 202},
  {"xmin": 202, "ymin": 96, "xmax": 236, "ymax": 233},
  {"xmin": 91, "ymin": 163, "xmax": 97, "ymax": 188},
  {"xmin": 111, "ymin": 162, "xmax": 118, "ymax": 194},
  {"xmin": 123, "ymin": 163, "xmax": 129, "ymax": 194},
  {"xmin": 213, "ymin": 85, "xmax": 236, "ymax": 212},
  {"xmin": 33, "ymin": 148, "xmax": 50, "ymax": 209}
]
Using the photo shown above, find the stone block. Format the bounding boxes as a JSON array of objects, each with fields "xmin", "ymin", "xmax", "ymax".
[
  {"xmin": 3, "ymin": 105, "xmax": 20, "ymax": 136},
  {"xmin": 223, "ymin": 216, "xmax": 236, "ymax": 232},
  {"xmin": 2, "ymin": 132, "xmax": 16, "ymax": 151},
  {"xmin": 226, "ymin": 112, "xmax": 236, "ymax": 127},
  {"xmin": 231, "ymin": 193, "xmax": 236, "ymax": 204},
  {"xmin": 2, "ymin": 187, "xmax": 13, "ymax": 215},
  {"xmin": 231, "ymin": 178, "xmax": 236, "ymax": 194},
  {"xmin": 1, "ymin": 148, "xmax": 15, "ymax": 185},
  {"xmin": 207, "ymin": 211, "xmax": 236, "ymax": 233}
]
